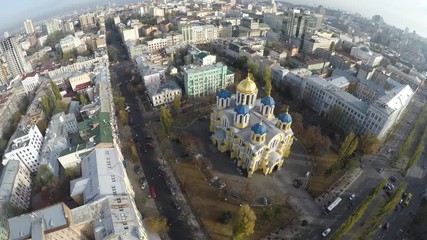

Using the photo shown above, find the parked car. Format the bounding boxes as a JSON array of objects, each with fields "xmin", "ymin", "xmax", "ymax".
[
  {"xmin": 139, "ymin": 177, "xmax": 147, "ymax": 184},
  {"xmin": 390, "ymin": 176, "xmax": 398, "ymax": 182},
  {"xmin": 159, "ymin": 170, "xmax": 167, "ymax": 177},
  {"xmin": 150, "ymin": 186, "xmax": 157, "ymax": 199},
  {"xmin": 141, "ymin": 182, "xmax": 147, "ymax": 189},
  {"xmin": 262, "ymin": 197, "xmax": 268, "ymax": 206},
  {"xmin": 377, "ymin": 168, "xmax": 384, "ymax": 173},
  {"xmin": 349, "ymin": 194, "xmax": 356, "ymax": 201},
  {"xmin": 293, "ymin": 179, "xmax": 303, "ymax": 188},
  {"xmin": 173, "ymin": 201, "xmax": 181, "ymax": 210},
  {"xmin": 170, "ymin": 187, "xmax": 176, "ymax": 196},
  {"xmin": 134, "ymin": 165, "xmax": 142, "ymax": 175},
  {"xmin": 383, "ymin": 222, "xmax": 390, "ymax": 230},
  {"xmin": 322, "ymin": 228, "xmax": 331, "ymax": 237}
]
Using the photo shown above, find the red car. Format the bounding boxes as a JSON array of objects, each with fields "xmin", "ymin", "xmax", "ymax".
[
  {"xmin": 150, "ymin": 186, "xmax": 157, "ymax": 199},
  {"xmin": 145, "ymin": 142, "xmax": 156, "ymax": 149}
]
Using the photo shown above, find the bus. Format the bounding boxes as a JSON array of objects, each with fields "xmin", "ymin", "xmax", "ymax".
[{"xmin": 325, "ymin": 197, "xmax": 342, "ymax": 213}]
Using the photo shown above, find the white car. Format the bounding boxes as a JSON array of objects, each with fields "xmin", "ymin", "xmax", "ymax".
[
  {"xmin": 322, "ymin": 228, "xmax": 331, "ymax": 237},
  {"xmin": 349, "ymin": 194, "xmax": 356, "ymax": 201}
]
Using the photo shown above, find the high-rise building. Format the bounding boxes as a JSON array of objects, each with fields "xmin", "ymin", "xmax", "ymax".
[
  {"xmin": 45, "ymin": 19, "xmax": 63, "ymax": 35},
  {"xmin": 63, "ymin": 20, "xmax": 75, "ymax": 33},
  {"xmin": 79, "ymin": 13, "xmax": 96, "ymax": 29},
  {"xmin": 0, "ymin": 37, "xmax": 31, "ymax": 77},
  {"xmin": 283, "ymin": 8, "xmax": 306, "ymax": 40},
  {"xmin": 181, "ymin": 24, "xmax": 219, "ymax": 44},
  {"xmin": 0, "ymin": 160, "xmax": 32, "ymax": 210},
  {"xmin": 23, "ymin": 19, "xmax": 34, "ymax": 35}
]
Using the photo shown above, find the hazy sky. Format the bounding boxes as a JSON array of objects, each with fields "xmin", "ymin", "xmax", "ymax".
[
  {"xmin": 0, "ymin": 0, "xmax": 139, "ymax": 34},
  {"xmin": 286, "ymin": 0, "xmax": 427, "ymax": 37},
  {"xmin": 0, "ymin": 0, "xmax": 426, "ymax": 37}
]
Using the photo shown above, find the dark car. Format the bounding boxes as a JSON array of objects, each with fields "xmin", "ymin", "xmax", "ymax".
[
  {"xmin": 390, "ymin": 176, "xmax": 398, "ymax": 182},
  {"xmin": 139, "ymin": 177, "xmax": 147, "ymax": 184},
  {"xmin": 383, "ymin": 222, "xmax": 390, "ymax": 230},
  {"xmin": 134, "ymin": 165, "xmax": 143, "ymax": 175},
  {"xmin": 159, "ymin": 170, "xmax": 167, "ymax": 177},
  {"xmin": 172, "ymin": 201, "xmax": 181, "ymax": 210}
]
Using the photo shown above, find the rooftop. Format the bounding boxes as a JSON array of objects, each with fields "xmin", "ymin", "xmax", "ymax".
[
  {"xmin": 78, "ymin": 112, "xmax": 113, "ymax": 145},
  {"xmin": 0, "ymin": 160, "xmax": 21, "ymax": 202},
  {"xmin": 8, "ymin": 203, "xmax": 70, "ymax": 239},
  {"xmin": 70, "ymin": 148, "xmax": 127, "ymax": 204}
]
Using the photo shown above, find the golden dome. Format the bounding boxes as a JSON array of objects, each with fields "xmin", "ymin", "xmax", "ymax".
[{"xmin": 237, "ymin": 72, "xmax": 258, "ymax": 94}]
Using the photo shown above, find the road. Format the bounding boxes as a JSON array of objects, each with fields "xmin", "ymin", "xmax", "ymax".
[
  {"xmin": 106, "ymin": 26, "xmax": 199, "ymax": 239},
  {"xmin": 301, "ymin": 86, "xmax": 427, "ymax": 239}
]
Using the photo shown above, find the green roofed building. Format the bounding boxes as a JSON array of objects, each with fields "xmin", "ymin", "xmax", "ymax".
[{"xmin": 78, "ymin": 112, "xmax": 113, "ymax": 148}]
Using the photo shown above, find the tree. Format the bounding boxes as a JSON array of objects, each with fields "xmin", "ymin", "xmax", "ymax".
[
  {"xmin": 290, "ymin": 111, "xmax": 304, "ymax": 137},
  {"xmin": 50, "ymin": 80, "xmax": 62, "ymax": 100},
  {"xmin": 40, "ymin": 95, "xmax": 52, "ymax": 117},
  {"xmin": 107, "ymin": 45, "xmax": 120, "ymax": 62},
  {"xmin": 36, "ymin": 119, "xmax": 48, "ymax": 135},
  {"xmin": 179, "ymin": 132, "xmax": 203, "ymax": 156},
  {"xmin": 263, "ymin": 67, "xmax": 272, "ymax": 94},
  {"xmin": 146, "ymin": 216, "xmax": 169, "ymax": 234},
  {"xmin": 78, "ymin": 93, "xmax": 88, "ymax": 105},
  {"xmin": 118, "ymin": 110, "xmax": 129, "ymax": 124},
  {"xmin": 358, "ymin": 132, "xmax": 381, "ymax": 155},
  {"xmin": 159, "ymin": 106, "xmax": 173, "ymax": 135},
  {"xmin": 247, "ymin": 59, "xmax": 259, "ymax": 76},
  {"xmin": 113, "ymin": 96, "xmax": 126, "ymax": 111},
  {"xmin": 40, "ymin": 54, "xmax": 49, "ymax": 65},
  {"xmin": 329, "ymin": 41, "xmax": 336, "ymax": 52},
  {"xmin": 338, "ymin": 131, "xmax": 358, "ymax": 161},
  {"xmin": 172, "ymin": 95, "xmax": 181, "ymax": 113},
  {"xmin": 236, "ymin": 56, "xmax": 248, "ymax": 70},
  {"xmin": 130, "ymin": 143, "xmax": 139, "ymax": 162},
  {"xmin": 64, "ymin": 166, "xmax": 80, "ymax": 180},
  {"xmin": 233, "ymin": 204, "xmax": 257, "ymax": 240},
  {"xmin": 327, "ymin": 106, "xmax": 343, "ymax": 124},
  {"xmin": 347, "ymin": 82, "xmax": 357, "ymax": 94},
  {"xmin": 35, "ymin": 165, "xmax": 54, "ymax": 187},
  {"xmin": 302, "ymin": 126, "xmax": 332, "ymax": 156}
]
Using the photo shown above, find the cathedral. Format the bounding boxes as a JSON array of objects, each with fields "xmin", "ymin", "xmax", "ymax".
[{"xmin": 209, "ymin": 72, "xmax": 294, "ymax": 177}]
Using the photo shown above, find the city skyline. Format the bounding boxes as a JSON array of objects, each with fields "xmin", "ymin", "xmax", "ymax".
[
  {"xmin": 0, "ymin": 0, "xmax": 425, "ymax": 38},
  {"xmin": 286, "ymin": 0, "xmax": 427, "ymax": 37}
]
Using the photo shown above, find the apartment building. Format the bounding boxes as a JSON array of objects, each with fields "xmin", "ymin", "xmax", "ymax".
[
  {"xmin": 3, "ymin": 125, "xmax": 43, "ymax": 173},
  {"xmin": 181, "ymin": 24, "xmax": 219, "ymax": 44},
  {"xmin": 147, "ymin": 81, "xmax": 182, "ymax": 107},
  {"xmin": 0, "ymin": 160, "xmax": 32, "ymax": 209},
  {"xmin": 183, "ymin": 62, "xmax": 234, "ymax": 97},
  {"xmin": 39, "ymin": 113, "xmax": 78, "ymax": 176},
  {"xmin": 350, "ymin": 46, "xmax": 383, "ymax": 67},
  {"xmin": 21, "ymin": 72, "xmax": 39, "ymax": 94},
  {"xmin": 8, "ymin": 203, "xmax": 86, "ymax": 240}
]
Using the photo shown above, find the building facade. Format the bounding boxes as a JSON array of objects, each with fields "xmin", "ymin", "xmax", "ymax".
[
  {"xmin": 59, "ymin": 35, "xmax": 83, "ymax": 53},
  {"xmin": 24, "ymin": 19, "xmax": 34, "ymax": 35},
  {"xmin": 2, "ymin": 125, "xmax": 44, "ymax": 173},
  {"xmin": 79, "ymin": 13, "xmax": 96, "ymax": 29},
  {"xmin": 210, "ymin": 73, "xmax": 294, "ymax": 177},
  {"xmin": 181, "ymin": 24, "xmax": 219, "ymax": 44},
  {"xmin": 21, "ymin": 72, "xmax": 39, "ymax": 94},
  {"xmin": 0, "ymin": 160, "xmax": 32, "ymax": 209},
  {"xmin": 45, "ymin": 19, "xmax": 63, "ymax": 35},
  {"xmin": 0, "ymin": 37, "xmax": 31, "ymax": 78},
  {"xmin": 147, "ymin": 81, "xmax": 182, "ymax": 107},
  {"xmin": 350, "ymin": 46, "xmax": 383, "ymax": 67},
  {"xmin": 183, "ymin": 62, "xmax": 234, "ymax": 97}
]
